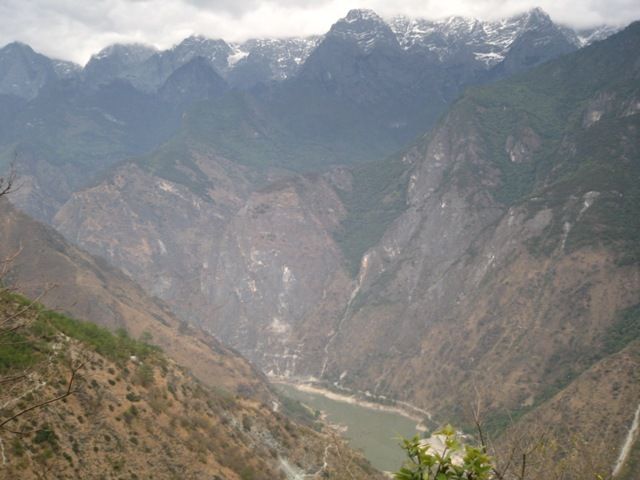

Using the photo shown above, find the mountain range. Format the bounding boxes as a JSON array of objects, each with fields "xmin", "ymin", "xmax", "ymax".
[
  {"xmin": 1, "ymin": 6, "xmax": 638, "ymax": 479},
  {"xmin": 0, "ymin": 8, "xmax": 619, "ymax": 221}
]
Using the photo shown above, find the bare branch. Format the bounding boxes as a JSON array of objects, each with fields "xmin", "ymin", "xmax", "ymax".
[
  {"xmin": 0, "ymin": 163, "xmax": 16, "ymax": 198},
  {"xmin": 0, "ymin": 373, "xmax": 28, "ymax": 385},
  {"xmin": 0, "ymin": 286, "xmax": 52, "ymax": 333},
  {"xmin": 0, "ymin": 362, "xmax": 84, "ymax": 432},
  {"xmin": 0, "ymin": 245, "xmax": 23, "ymax": 281}
]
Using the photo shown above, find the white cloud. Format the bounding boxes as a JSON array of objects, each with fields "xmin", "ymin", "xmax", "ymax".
[{"xmin": 0, "ymin": 0, "xmax": 638, "ymax": 64}]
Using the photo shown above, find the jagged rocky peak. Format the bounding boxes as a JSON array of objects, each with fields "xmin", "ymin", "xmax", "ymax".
[
  {"xmin": 51, "ymin": 59, "xmax": 81, "ymax": 78},
  {"xmin": 83, "ymin": 42, "xmax": 159, "ymax": 86},
  {"xmin": 1, "ymin": 40, "xmax": 33, "ymax": 54},
  {"xmin": 159, "ymin": 55, "xmax": 228, "ymax": 105},
  {"xmin": 344, "ymin": 8, "xmax": 384, "ymax": 23},
  {"xmin": 230, "ymin": 37, "xmax": 318, "ymax": 68},
  {"xmin": 171, "ymin": 35, "xmax": 231, "ymax": 70},
  {"xmin": 389, "ymin": 15, "xmax": 484, "ymax": 51},
  {"xmin": 88, "ymin": 42, "xmax": 158, "ymax": 63},
  {"xmin": 329, "ymin": 8, "xmax": 399, "ymax": 51},
  {"xmin": 387, "ymin": 7, "xmax": 599, "ymax": 67},
  {"xmin": 506, "ymin": 7, "xmax": 554, "ymax": 30},
  {"xmin": 0, "ymin": 41, "xmax": 57, "ymax": 98},
  {"xmin": 572, "ymin": 24, "xmax": 621, "ymax": 46},
  {"xmin": 516, "ymin": 6, "xmax": 554, "ymax": 28}
]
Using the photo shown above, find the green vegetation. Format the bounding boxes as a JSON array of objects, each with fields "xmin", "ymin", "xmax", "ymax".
[
  {"xmin": 277, "ymin": 392, "xmax": 321, "ymax": 430},
  {"xmin": 458, "ymin": 22, "xmax": 640, "ymax": 211},
  {"xmin": 135, "ymin": 85, "xmax": 416, "ymax": 199},
  {"xmin": 0, "ymin": 292, "xmax": 161, "ymax": 368},
  {"xmin": 0, "ymin": 330, "xmax": 42, "ymax": 373},
  {"xmin": 479, "ymin": 301, "xmax": 640, "ymax": 440},
  {"xmin": 616, "ymin": 436, "xmax": 640, "ymax": 480},
  {"xmin": 483, "ymin": 303, "xmax": 640, "ymax": 438},
  {"xmin": 33, "ymin": 425, "xmax": 58, "ymax": 447},
  {"xmin": 334, "ymin": 152, "xmax": 411, "ymax": 276},
  {"xmin": 602, "ymin": 303, "xmax": 640, "ymax": 356},
  {"xmin": 134, "ymin": 363, "xmax": 155, "ymax": 387},
  {"xmin": 136, "ymin": 137, "xmax": 215, "ymax": 199},
  {"xmin": 395, "ymin": 427, "xmax": 492, "ymax": 480},
  {"xmin": 442, "ymin": 24, "xmax": 640, "ymax": 267},
  {"xmin": 38, "ymin": 309, "xmax": 161, "ymax": 363},
  {"xmin": 185, "ymin": 94, "xmax": 307, "ymax": 170}
]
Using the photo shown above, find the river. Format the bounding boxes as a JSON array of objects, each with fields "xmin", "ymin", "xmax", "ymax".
[{"xmin": 276, "ymin": 383, "xmax": 421, "ymax": 473}]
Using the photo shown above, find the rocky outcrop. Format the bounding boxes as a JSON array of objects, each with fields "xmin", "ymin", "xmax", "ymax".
[
  {"xmin": 206, "ymin": 173, "xmax": 353, "ymax": 376},
  {"xmin": 53, "ymin": 148, "xmax": 256, "ymax": 327}
]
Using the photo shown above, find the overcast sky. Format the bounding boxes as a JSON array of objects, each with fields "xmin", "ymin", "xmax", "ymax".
[{"xmin": 1, "ymin": 0, "xmax": 638, "ymax": 65}]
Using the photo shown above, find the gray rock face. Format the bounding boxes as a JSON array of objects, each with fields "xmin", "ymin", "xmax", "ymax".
[
  {"xmin": 53, "ymin": 151, "xmax": 255, "ymax": 326},
  {"xmin": 0, "ymin": 42, "xmax": 57, "ymax": 99},
  {"xmin": 79, "ymin": 35, "xmax": 320, "ymax": 92},
  {"xmin": 226, "ymin": 37, "xmax": 320, "ymax": 88},
  {"xmin": 206, "ymin": 173, "xmax": 352, "ymax": 376},
  {"xmin": 3, "ymin": 19, "xmax": 638, "ymax": 479},
  {"xmin": 158, "ymin": 56, "xmax": 228, "ymax": 107},
  {"xmin": 133, "ymin": 36, "xmax": 232, "ymax": 92},
  {"xmin": 83, "ymin": 43, "xmax": 158, "ymax": 87}
]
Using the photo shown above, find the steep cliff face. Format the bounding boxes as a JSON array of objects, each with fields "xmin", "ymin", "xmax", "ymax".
[
  {"xmin": 495, "ymin": 339, "xmax": 640, "ymax": 479},
  {"xmin": 206, "ymin": 172, "xmax": 353, "ymax": 376},
  {"xmin": 54, "ymin": 155, "xmax": 357, "ymax": 377},
  {"xmin": 320, "ymin": 20, "xmax": 640, "ymax": 406},
  {"xmin": 0, "ymin": 199, "xmax": 271, "ymax": 398},
  {"xmin": 53, "ymin": 144, "xmax": 257, "ymax": 326}
]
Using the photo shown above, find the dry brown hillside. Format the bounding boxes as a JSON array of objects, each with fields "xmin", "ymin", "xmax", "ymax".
[
  {"xmin": 0, "ymin": 198, "xmax": 268, "ymax": 398},
  {"xmin": 0, "ymin": 292, "xmax": 381, "ymax": 479}
]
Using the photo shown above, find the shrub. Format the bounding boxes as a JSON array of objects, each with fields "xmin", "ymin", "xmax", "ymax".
[
  {"xmin": 395, "ymin": 426, "xmax": 492, "ymax": 480},
  {"xmin": 134, "ymin": 364, "xmax": 154, "ymax": 387},
  {"xmin": 33, "ymin": 426, "xmax": 58, "ymax": 448}
]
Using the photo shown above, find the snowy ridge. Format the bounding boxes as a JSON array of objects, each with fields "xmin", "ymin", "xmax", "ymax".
[
  {"xmin": 574, "ymin": 25, "xmax": 621, "ymax": 47},
  {"xmin": 329, "ymin": 9, "xmax": 399, "ymax": 53},
  {"xmin": 231, "ymin": 36, "xmax": 321, "ymax": 80},
  {"xmin": 169, "ymin": 35, "xmax": 231, "ymax": 71},
  {"xmin": 78, "ymin": 7, "xmax": 620, "ymax": 87},
  {"xmin": 388, "ymin": 7, "xmax": 617, "ymax": 67},
  {"xmin": 90, "ymin": 43, "xmax": 158, "ymax": 63},
  {"xmin": 51, "ymin": 59, "xmax": 81, "ymax": 78}
]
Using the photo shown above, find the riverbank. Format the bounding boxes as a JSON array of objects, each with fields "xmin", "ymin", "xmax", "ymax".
[
  {"xmin": 272, "ymin": 377, "xmax": 431, "ymax": 430},
  {"xmin": 275, "ymin": 381, "xmax": 422, "ymax": 473}
]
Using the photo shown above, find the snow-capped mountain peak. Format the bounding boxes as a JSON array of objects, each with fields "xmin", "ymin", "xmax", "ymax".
[
  {"xmin": 344, "ymin": 8, "xmax": 383, "ymax": 24},
  {"xmin": 170, "ymin": 36, "xmax": 231, "ymax": 70},
  {"xmin": 71, "ymin": 7, "xmax": 619, "ymax": 91},
  {"xmin": 329, "ymin": 8, "xmax": 399, "ymax": 52},
  {"xmin": 90, "ymin": 43, "xmax": 158, "ymax": 63},
  {"xmin": 573, "ymin": 25, "xmax": 621, "ymax": 47},
  {"xmin": 228, "ymin": 37, "xmax": 320, "ymax": 82},
  {"xmin": 387, "ymin": 7, "xmax": 612, "ymax": 67}
]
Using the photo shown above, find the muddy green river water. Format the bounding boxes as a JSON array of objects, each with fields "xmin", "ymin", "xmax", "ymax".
[{"xmin": 276, "ymin": 384, "xmax": 420, "ymax": 472}]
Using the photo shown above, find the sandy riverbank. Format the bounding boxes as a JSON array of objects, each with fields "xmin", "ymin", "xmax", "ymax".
[{"xmin": 272, "ymin": 378, "xmax": 431, "ymax": 429}]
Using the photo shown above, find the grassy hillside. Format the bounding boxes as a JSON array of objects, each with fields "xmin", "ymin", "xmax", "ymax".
[{"xmin": 0, "ymin": 291, "xmax": 382, "ymax": 479}]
